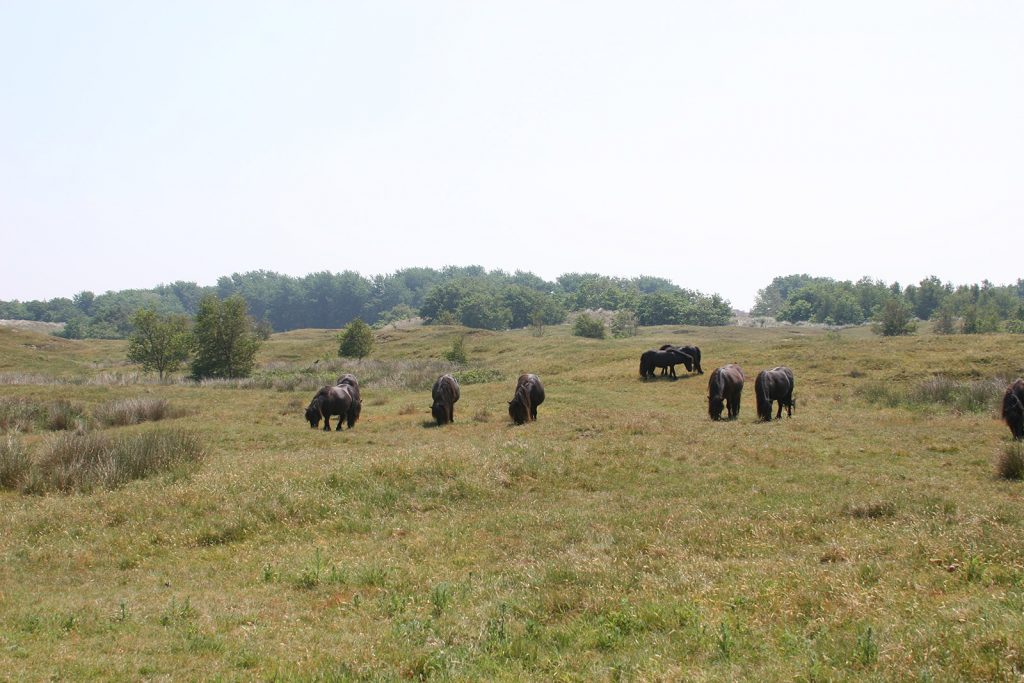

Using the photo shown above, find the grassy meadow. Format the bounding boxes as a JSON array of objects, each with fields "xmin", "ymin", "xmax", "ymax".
[{"xmin": 2, "ymin": 322, "xmax": 1024, "ymax": 680}]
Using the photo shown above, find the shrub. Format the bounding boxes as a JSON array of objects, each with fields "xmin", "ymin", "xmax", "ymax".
[
  {"xmin": 443, "ymin": 336, "xmax": 468, "ymax": 364},
  {"xmin": 338, "ymin": 319, "xmax": 374, "ymax": 359},
  {"xmin": 871, "ymin": 299, "xmax": 916, "ymax": 336},
  {"xmin": 573, "ymin": 313, "xmax": 606, "ymax": 339},
  {"xmin": 610, "ymin": 310, "xmax": 638, "ymax": 338},
  {"xmin": 997, "ymin": 443, "xmax": 1024, "ymax": 480},
  {"xmin": 453, "ymin": 368, "xmax": 502, "ymax": 385}
]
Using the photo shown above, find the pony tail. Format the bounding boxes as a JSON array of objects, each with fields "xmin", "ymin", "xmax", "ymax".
[{"xmin": 758, "ymin": 372, "xmax": 770, "ymax": 419}]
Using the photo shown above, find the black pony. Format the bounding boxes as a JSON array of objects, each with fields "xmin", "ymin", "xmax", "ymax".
[
  {"xmin": 659, "ymin": 344, "xmax": 704, "ymax": 375},
  {"xmin": 431, "ymin": 374, "xmax": 461, "ymax": 426},
  {"xmin": 708, "ymin": 364, "xmax": 744, "ymax": 420},
  {"xmin": 754, "ymin": 367, "xmax": 796, "ymax": 421},
  {"xmin": 305, "ymin": 384, "xmax": 361, "ymax": 431},
  {"xmin": 508, "ymin": 373, "xmax": 545, "ymax": 425},
  {"xmin": 640, "ymin": 348, "xmax": 693, "ymax": 380},
  {"xmin": 1002, "ymin": 378, "xmax": 1024, "ymax": 440}
]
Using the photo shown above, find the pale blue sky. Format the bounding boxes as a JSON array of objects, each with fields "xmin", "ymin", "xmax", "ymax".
[{"xmin": 2, "ymin": 2, "xmax": 1021, "ymax": 309}]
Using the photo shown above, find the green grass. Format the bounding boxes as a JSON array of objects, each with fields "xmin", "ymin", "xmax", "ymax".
[{"xmin": 1, "ymin": 323, "xmax": 1024, "ymax": 679}]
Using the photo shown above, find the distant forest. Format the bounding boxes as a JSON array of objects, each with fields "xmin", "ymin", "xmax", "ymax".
[
  {"xmin": 0, "ymin": 267, "xmax": 731, "ymax": 339},
  {"xmin": 752, "ymin": 274, "xmax": 1024, "ymax": 333},
  {"xmin": 3, "ymin": 269, "xmax": 1022, "ymax": 339}
]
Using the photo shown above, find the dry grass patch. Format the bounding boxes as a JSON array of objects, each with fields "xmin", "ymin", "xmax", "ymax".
[{"xmin": 843, "ymin": 500, "xmax": 897, "ymax": 519}]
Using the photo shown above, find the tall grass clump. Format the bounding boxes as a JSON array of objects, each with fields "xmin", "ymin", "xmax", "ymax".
[
  {"xmin": 28, "ymin": 428, "xmax": 204, "ymax": 493},
  {"xmin": 0, "ymin": 433, "xmax": 31, "ymax": 489},
  {"xmin": 860, "ymin": 375, "xmax": 1006, "ymax": 414},
  {"xmin": 94, "ymin": 398, "xmax": 183, "ymax": 427},
  {"xmin": 996, "ymin": 442, "xmax": 1024, "ymax": 480},
  {"xmin": 910, "ymin": 376, "xmax": 1006, "ymax": 414},
  {"xmin": 0, "ymin": 398, "xmax": 85, "ymax": 433}
]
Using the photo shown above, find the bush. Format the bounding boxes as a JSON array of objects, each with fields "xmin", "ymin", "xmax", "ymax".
[
  {"xmin": 871, "ymin": 299, "xmax": 917, "ymax": 336},
  {"xmin": 338, "ymin": 319, "xmax": 374, "ymax": 359},
  {"xmin": 573, "ymin": 313, "xmax": 606, "ymax": 339},
  {"xmin": 610, "ymin": 310, "xmax": 638, "ymax": 338},
  {"xmin": 443, "ymin": 336, "xmax": 468, "ymax": 364}
]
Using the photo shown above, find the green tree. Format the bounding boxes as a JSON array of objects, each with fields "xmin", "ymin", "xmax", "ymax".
[
  {"xmin": 610, "ymin": 309, "xmax": 638, "ymax": 338},
  {"xmin": 127, "ymin": 308, "xmax": 193, "ymax": 380},
  {"xmin": 871, "ymin": 299, "xmax": 917, "ymax": 337},
  {"xmin": 190, "ymin": 295, "xmax": 261, "ymax": 379},
  {"xmin": 338, "ymin": 318, "xmax": 374, "ymax": 359},
  {"xmin": 932, "ymin": 304, "xmax": 957, "ymax": 335}
]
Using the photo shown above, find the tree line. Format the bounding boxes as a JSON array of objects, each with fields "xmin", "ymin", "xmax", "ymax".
[
  {"xmin": 752, "ymin": 274, "xmax": 1024, "ymax": 334},
  {"xmin": 0, "ymin": 267, "xmax": 732, "ymax": 338}
]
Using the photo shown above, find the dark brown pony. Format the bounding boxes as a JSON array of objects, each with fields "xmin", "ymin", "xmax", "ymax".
[
  {"xmin": 1002, "ymin": 378, "xmax": 1024, "ymax": 439},
  {"xmin": 659, "ymin": 344, "xmax": 704, "ymax": 375},
  {"xmin": 431, "ymin": 374, "xmax": 460, "ymax": 426},
  {"xmin": 305, "ymin": 384, "xmax": 360, "ymax": 431},
  {"xmin": 708, "ymin": 364, "xmax": 744, "ymax": 420},
  {"xmin": 508, "ymin": 373, "xmax": 545, "ymax": 425},
  {"xmin": 640, "ymin": 348, "xmax": 693, "ymax": 380},
  {"xmin": 754, "ymin": 367, "xmax": 795, "ymax": 421}
]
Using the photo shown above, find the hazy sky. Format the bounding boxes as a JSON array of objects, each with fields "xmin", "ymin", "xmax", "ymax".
[{"xmin": 1, "ymin": 2, "xmax": 1021, "ymax": 309}]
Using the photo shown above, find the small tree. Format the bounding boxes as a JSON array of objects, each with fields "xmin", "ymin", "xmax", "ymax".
[
  {"xmin": 254, "ymin": 319, "xmax": 274, "ymax": 341},
  {"xmin": 573, "ymin": 313, "xmax": 606, "ymax": 339},
  {"xmin": 127, "ymin": 308, "xmax": 193, "ymax": 380},
  {"xmin": 190, "ymin": 295, "xmax": 261, "ymax": 379},
  {"xmin": 338, "ymin": 318, "xmax": 374, "ymax": 359},
  {"xmin": 932, "ymin": 304, "xmax": 957, "ymax": 335},
  {"xmin": 610, "ymin": 309, "xmax": 638, "ymax": 338},
  {"xmin": 871, "ymin": 299, "xmax": 917, "ymax": 337}
]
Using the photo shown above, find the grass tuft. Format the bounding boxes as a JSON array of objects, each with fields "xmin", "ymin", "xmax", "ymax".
[
  {"xmin": 996, "ymin": 442, "xmax": 1024, "ymax": 480},
  {"xmin": 0, "ymin": 433, "xmax": 31, "ymax": 489}
]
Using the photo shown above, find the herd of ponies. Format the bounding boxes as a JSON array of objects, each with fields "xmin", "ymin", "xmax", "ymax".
[{"xmin": 303, "ymin": 343, "xmax": 1024, "ymax": 440}]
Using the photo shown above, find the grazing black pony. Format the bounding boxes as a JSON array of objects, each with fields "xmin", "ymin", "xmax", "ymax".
[
  {"xmin": 508, "ymin": 373, "xmax": 545, "ymax": 425},
  {"xmin": 708, "ymin": 364, "xmax": 744, "ymax": 420},
  {"xmin": 640, "ymin": 348, "xmax": 693, "ymax": 380},
  {"xmin": 431, "ymin": 374, "xmax": 460, "ymax": 426},
  {"xmin": 305, "ymin": 384, "xmax": 361, "ymax": 431},
  {"xmin": 659, "ymin": 344, "xmax": 704, "ymax": 375},
  {"xmin": 754, "ymin": 367, "xmax": 796, "ymax": 421},
  {"xmin": 1002, "ymin": 378, "xmax": 1024, "ymax": 440}
]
